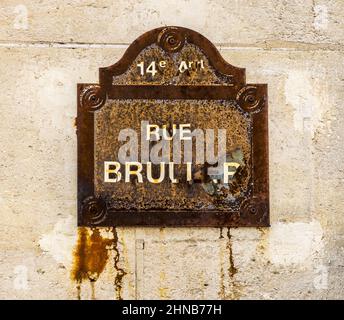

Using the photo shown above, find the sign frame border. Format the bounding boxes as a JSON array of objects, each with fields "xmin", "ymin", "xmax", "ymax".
[{"xmin": 77, "ymin": 26, "xmax": 269, "ymax": 227}]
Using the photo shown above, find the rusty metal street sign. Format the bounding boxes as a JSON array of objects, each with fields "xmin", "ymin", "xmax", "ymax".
[{"xmin": 77, "ymin": 26, "xmax": 269, "ymax": 227}]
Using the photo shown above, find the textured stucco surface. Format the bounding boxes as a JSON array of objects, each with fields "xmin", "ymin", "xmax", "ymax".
[{"xmin": 0, "ymin": 0, "xmax": 344, "ymax": 299}]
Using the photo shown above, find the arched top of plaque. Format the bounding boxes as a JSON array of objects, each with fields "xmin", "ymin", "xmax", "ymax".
[{"xmin": 99, "ymin": 26, "xmax": 246, "ymax": 88}]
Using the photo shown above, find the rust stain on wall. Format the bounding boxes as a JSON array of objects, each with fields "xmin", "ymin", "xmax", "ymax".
[
  {"xmin": 219, "ymin": 227, "xmax": 224, "ymax": 239},
  {"xmin": 218, "ymin": 239, "xmax": 226, "ymax": 298},
  {"xmin": 224, "ymin": 228, "xmax": 243, "ymax": 300},
  {"xmin": 71, "ymin": 228, "xmax": 112, "ymax": 299},
  {"xmin": 257, "ymin": 227, "xmax": 268, "ymax": 252},
  {"xmin": 112, "ymin": 228, "xmax": 127, "ymax": 300},
  {"xmin": 71, "ymin": 227, "xmax": 127, "ymax": 300},
  {"xmin": 226, "ymin": 228, "xmax": 238, "ymax": 277},
  {"xmin": 158, "ymin": 271, "xmax": 169, "ymax": 299},
  {"xmin": 158, "ymin": 228, "xmax": 170, "ymax": 299}
]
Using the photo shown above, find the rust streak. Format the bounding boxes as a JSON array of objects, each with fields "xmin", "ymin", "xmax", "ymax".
[
  {"xmin": 219, "ymin": 227, "xmax": 224, "ymax": 239},
  {"xmin": 225, "ymin": 227, "xmax": 243, "ymax": 300},
  {"xmin": 226, "ymin": 228, "xmax": 237, "ymax": 277},
  {"xmin": 90, "ymin": 281, "xmax": 96, "ymax": 300},
  {"xmin": 112, "ymin": 228, "xmax": 127, "ymax": 300},
  {"xmin": 218, "ymin": 239, "xmax": 226, "ymax": 298}
]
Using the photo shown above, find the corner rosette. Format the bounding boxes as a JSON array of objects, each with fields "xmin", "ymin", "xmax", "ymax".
[
  {"xmin": 240, "ymin": 196, "xmax": 268, "ymax": 225},
  {"xmin": 80, "ymin": 84, "xmax": 106, "ymax": 112},
  {"xmin": 82, "ymin": 196, "xmax": 107, "ymax": 225},
  {"xmin": 236, "ymin": 85, "xmax": 263, "ymax": 112},
  {"xmin": 157, "ymin": 27, "xmax": 185, "ymax": 53}
]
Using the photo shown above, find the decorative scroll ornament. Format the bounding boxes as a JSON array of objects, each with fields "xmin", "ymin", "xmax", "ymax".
[
  {"xmin": 236, "ymin": 85, "xmax": 263, "ymax": 112},
  {"xmin": 240, "ymin": 196, "xmax": 268, "ymax": 224},
  {"xmin": 158, "ymin": 27, "xmax": 185, "ymax": 53},
  {"xmin": 80, "ymin": 84, "xmax": 106, "ymax": 111},
  {"xmin": 82, "ymin": 196, "xmax": 107, "ymax": 225}
]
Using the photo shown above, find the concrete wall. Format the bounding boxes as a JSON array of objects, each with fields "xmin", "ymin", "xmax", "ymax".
[{"xmin": 1, "ymin": 0, "xmax": 344, "ymax": 299}]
